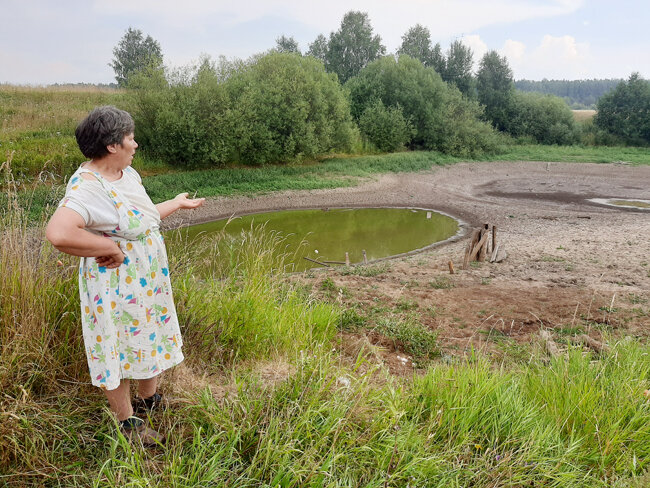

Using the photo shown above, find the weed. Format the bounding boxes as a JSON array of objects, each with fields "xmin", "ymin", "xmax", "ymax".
[
  {"xmin": 320, "ymin": 277, "xmax": 337, "ymax": 292},
  {"xmin": 628, "ymin": 294, "xmax": 648, "ymax": 305},
  {"xmin": 375, "ymin": 317, "xmax": 439, "ymax": 361},
  {"xmin": 480, "ymin": 277, "xmax": 492, "ymax": 285},
  {"xmin": 340, "ymin": 263, "xmax": 390, "ymax": 277},
  {"xmin": 429, "ymin": 276, "xmax": 454, "ymax": 289},
  {"xmin": 338, "ymin": 308, "xmax": 366, "ymax": 331},
  {"xmin": 555, "ymin": 326, "xmax": 585, "ymax": 336},
  {"xmin": 539, "ymin": 255, "xmax": 565, "ymax": 262},
  {"xmin": 395, "ymin": 298, "xmax": 419, "ymax": 312}
]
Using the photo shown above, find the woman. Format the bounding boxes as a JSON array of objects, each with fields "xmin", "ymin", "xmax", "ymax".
[{"xmin": 46, "ymin": 106, "xmax": 204, "ymax": 446}]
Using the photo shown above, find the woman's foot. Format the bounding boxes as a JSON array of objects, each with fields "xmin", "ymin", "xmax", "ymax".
[
  {"xmin": 133, "ymin": 392, "xmax": 166, "ymax": 415},
  {"xmin": 119, "ymin": 417, "xmax": 165, "ymax": 447}
]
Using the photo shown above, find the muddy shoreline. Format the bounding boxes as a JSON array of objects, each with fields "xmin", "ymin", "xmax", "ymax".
[{"xmin": 166, "ymin": 160, "xmax": 650, "ymax": 363}]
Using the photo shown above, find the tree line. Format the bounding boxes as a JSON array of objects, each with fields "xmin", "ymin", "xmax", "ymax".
[
  {"xmin": 514, "ymin": 79, "xmax": 623, "ymax": 109},
  {"xmin": 110, "ymin": 13, "xmax": 649, "ymax": 167}
]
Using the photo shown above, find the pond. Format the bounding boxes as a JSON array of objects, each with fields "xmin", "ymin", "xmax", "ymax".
[
  {"xmin": 171, "ymin": 207, "xmax": 459, "ymax": 272},
  {"xmin": 588, "ymin": 198, "xmax": 650, "ymax": 210}
]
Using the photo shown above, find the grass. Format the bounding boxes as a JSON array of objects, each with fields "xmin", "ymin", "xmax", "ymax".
[
  {"xmin": 0, "ymin": 85, "xmax": 127, "ymax": 180},
  {"xmin": 3, "ymin": 87, "xmax": 650, "ymax": 487}
]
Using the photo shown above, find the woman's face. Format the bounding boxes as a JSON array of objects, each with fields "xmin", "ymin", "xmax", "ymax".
[{"xmin": 115, "ymin": 133, "xmax": 138, "ymax": 167}]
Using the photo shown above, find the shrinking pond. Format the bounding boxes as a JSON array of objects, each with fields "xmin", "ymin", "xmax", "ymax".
[
  {"xmin": 588, "ymin": 198, "xmax": 650, "ymax": 210},
  {"xmin": 173, "ymin": 208, "xmax": 459, "ymax": 271}
]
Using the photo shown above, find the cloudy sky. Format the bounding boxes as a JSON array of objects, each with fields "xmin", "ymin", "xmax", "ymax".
[{"xmin": 1, "ymin": 0, "xmax": 648, "ymax": 85}]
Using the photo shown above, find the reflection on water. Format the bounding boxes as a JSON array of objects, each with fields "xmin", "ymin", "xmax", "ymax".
[{"xmin": 169, "ymin": 207, "xmax": 459, "ymax": 271}]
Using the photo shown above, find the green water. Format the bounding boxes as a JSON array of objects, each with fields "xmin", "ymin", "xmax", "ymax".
[
  {"xmin": 171, "ymin": 208, "xmax": 458, "ymax": 271},
  {"xmin": 609, "ymin": 199, "xmax": 650, "ymax": 209}
]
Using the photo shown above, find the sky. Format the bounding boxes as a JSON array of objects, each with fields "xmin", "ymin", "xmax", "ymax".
[{"xmin": 1, "ymin": 0, "xmax": 648, "ymax": 85}]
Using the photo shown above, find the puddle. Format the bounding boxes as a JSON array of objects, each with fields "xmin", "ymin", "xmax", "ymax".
[
  {"xmin": 588, "ymin": 198, "xmax": 650, "ymax": 210},
  {"xmin": 170, "ymin": 207, "xmax": 460, "ymax": 271}
]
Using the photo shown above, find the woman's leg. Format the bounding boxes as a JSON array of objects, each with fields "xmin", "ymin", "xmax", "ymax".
[
  {"xmin": 104, "ymin": 379, "xmax": 133, "ymax": 421},
  {"xmin": 138, "ymin": 377, "xmax": 157, "ymax": 399}
]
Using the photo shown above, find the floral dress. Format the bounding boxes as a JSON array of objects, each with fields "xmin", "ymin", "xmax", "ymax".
[{"xmin": 60, "ymin": 166, "xmax": 183, "ymax": 390}]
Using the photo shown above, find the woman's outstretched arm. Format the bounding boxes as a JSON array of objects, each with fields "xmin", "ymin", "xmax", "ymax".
[{"xmin": 155, "ymin": 193, "xmax": 205, "ymax": 220}]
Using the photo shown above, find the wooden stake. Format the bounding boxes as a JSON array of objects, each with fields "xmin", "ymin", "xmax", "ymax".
[
  {"xmin": 462, "ymin": 241, "xmax": 472, "ymax": 269},
  {"xmin": 470, "ymin": 228, "xmax": 481, "ymax": 251},
  {"xmin": 448, "ymin": 260, "xmax": 455, "ymax": 274},
  {"xmin": 303, "ymin": 256, "xmax": 330, "ymax": 267},
  {"xmin": 470, "ymin": 231, "xmax": 490, "ymax": 262},
  {"xmin": 490, "ymin": 243, "xmax": 500, "ymax": 263},
  {"xmin": 479, "ymin": 224, "xmax": 489, "ymax": 261},
  {"xmin": 345, "ymin": 252, "xmax": 350, "ymax": 266}
]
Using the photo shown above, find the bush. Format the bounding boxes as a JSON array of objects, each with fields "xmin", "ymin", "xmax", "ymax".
[
  {"xmin": 358, "ymin": 100, "xmax": 414, "ymax": 152},
  {"xmin": 595, "ymin": 73, "xmax": 650, "ymax": 145},
  {"xmin": 507, "ymin": 91, "xmax": 579, "ymax": 145},
  {"xmin": 346, "ymin": 55, "xmax": 499, "ymax": 156},
  {"xmin": 225, "ymin": 52, "xmax": 355, "ymax": 164},
  {"xmin": 129, "ymin": 53, "xmax": 355, "ymax": 167},
  {"xmin": 129, "ymin": 62, "xmax": 234, "ymax": 167}
]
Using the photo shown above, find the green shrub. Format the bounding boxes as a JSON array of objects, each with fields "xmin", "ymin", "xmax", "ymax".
[
  {"xmin": 507, "ymin": 91, "xmax": 579, "ymax": 145},
  {"xmin": 346, "ymin": 55, "xmax": 499, "ymax": 156},
  {"xmin": 225, "ymin": 52, "xmax": 355, "ymax": 164},
  {"xmin": 358, "ymin": 100, "xmax": 414, "ymax": 151},
  {"xmin": 595, "ymin": 73, "xmax": 650, "ymax": 145},
  {"xmin": 131, "ymin": 53, "xmax": 355, "ymax": 167}
]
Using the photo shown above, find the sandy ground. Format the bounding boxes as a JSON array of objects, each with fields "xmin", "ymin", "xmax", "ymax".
[{"xmin": 167, "ymin": 161, "xmax": 650, "ymax": 370}]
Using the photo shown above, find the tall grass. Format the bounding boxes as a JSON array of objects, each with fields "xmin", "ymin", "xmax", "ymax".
[
  {"xmin": 0, "ymin": 85, "xmax": 126, "ymax": 180},
  {"xmin": 0, "ymin": 153, "xmax": 339, "ymax": 483}
]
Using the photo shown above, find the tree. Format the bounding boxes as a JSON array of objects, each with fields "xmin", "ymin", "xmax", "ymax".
[
  {"xmin": 324, "ymin": 11, "xmax": 386, "ymax": 83},
  {"xmin": 397, "ymin": 24, "xmax": 434, "ymax": 67},
  {"xmin": 476, "ymin": 51, "xmax": 514, "ymax": 131},
  {"xmin": 307, "ymin": 34, "xmax": 328, "ymax": 63},
  {"xmin": 429, "ymin": 43, "xmax": 446, "ymax": 75},
  {"xmin": 110, "ymin": 27, "xmax": 163, "ymax": 87},
  {"xmin": 442, "ymin": 40, "xmax": 474, "ymax": 97},
  {"xmin": 595, "ymin": 73, "xmax": 650, "ymax": 145},
  {"xmin": 275, "ymin": 35, "xmax": 301, "ymax": 54}
]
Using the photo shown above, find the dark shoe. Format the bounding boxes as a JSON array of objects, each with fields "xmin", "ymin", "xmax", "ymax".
[
  {"xmin": 134, "ymin": 392, "xmax": 166, "ymax": 415},
  {"xmin": 119, "ymin": 417, "xmax": 165, "ymax": 447}
]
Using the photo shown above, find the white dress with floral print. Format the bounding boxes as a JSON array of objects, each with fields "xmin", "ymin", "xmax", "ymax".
[{"xmin": 59, "ymin": 166, "xmax": 183, "ymax": 390}]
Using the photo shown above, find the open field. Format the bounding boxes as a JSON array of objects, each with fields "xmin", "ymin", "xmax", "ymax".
[{"xmin": 572, "ymin": 109, "xmax": 597, "ymax": 122}]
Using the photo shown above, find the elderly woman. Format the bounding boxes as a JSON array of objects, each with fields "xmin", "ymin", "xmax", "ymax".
[{"xmin": 46, "ymin": 106, "xmax": 204, "ymax": 446}]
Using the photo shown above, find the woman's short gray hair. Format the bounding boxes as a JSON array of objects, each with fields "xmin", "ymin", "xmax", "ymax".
[{"xmin": 75, "ymin": 106, "xmax": 135, "ymax": 159}]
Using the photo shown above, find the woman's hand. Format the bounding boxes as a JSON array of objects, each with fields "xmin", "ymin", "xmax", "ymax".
[
  {"xmin": 156, "ymin": 192, "xmax": 205, "ymax": 219},
  {"xmin": 46, "ymin": 207, "xmax": 127, "ymax": 266},
  {"xmin": 95, "ymin": 244, "xmax": 125, "ymax": 269},
  {"xmin": 173, "ymin": 192, "xmax": 205, "ymax": 209}
]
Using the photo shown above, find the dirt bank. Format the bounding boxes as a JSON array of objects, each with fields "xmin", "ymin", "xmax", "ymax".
[{"xmin": 168, "ymin": 161, "xmax": 650, "ymax": 366}]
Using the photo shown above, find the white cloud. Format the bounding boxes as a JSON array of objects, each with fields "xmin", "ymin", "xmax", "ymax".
[
  {"xmin": 500, "ymin": 35, "xmax": 591, "ymax": 79},
  {"xmin": 92, "ymin": 0, "xmax": 586, "ymax": 54},
  {"xmin": 502, "ymin": 39, "xmax": 526, "ymax": 63}
]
